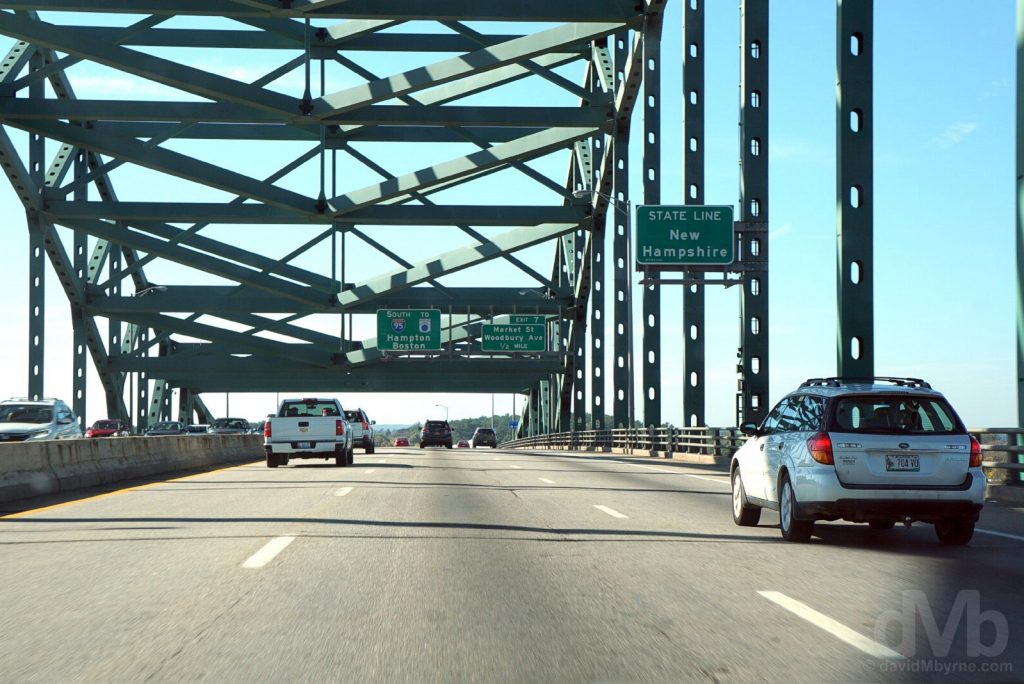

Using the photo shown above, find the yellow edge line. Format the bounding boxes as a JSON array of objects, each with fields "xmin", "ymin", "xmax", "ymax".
[{"xmin": 0, "ymin": 460, "xmax": 262, "ymax": 520}]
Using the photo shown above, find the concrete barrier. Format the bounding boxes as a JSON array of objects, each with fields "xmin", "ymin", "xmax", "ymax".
[{"xmin": 0, "ymin": 435, "xmax": 263, "ymax": 504}]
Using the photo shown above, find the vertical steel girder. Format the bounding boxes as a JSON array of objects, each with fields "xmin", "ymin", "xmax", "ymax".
[
  {"xmin": 27, "ymin": 51, "xmax": 44, "ymax": 400},
  {"xmin": 682, "ymin": 0, "xmax": 705, "ymax": 428},
  {"xmin": 836, "ymin": 0, "xmax": 874, "ymax": 377},
  {"xmin": 738, "ymin": 0, "xmax": 770, "ymax": 425},
  {"xmin": 612, "ymin": 30, "xmax": 631, "ymax": 429},
  {"xmin": 641, "ymin": 15, "xmax": 662, "ymax": 429},
  {"xmin": 1018, "ymin": 0, "xmax": 1024, "ymax": 429},
  {"xmin": 72, "ymin": 150, "xmax": 88, "ymax": 427},
  {"xmin": 590, "ymin": 84, "xmax": 607, "ymax": 428}
]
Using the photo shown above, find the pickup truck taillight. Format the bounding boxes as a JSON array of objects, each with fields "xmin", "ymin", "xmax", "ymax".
[
  {"xmin": 336, "ymin": 419, "xmax": 345, "ymax": 436},
  {"xmin": 264, "ymin": 422, "xmax": 271, "ymax": 438}
]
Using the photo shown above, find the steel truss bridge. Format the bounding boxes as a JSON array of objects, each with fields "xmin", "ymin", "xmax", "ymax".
[{"xmin": 0, "ymin": 2, "xmax": 892, "ymax": 436}]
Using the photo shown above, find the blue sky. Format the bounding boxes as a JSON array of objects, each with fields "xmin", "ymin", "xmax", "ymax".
[{"xmin": 0, "ymin": 1, "xmax": 1016, "ymax": 429}]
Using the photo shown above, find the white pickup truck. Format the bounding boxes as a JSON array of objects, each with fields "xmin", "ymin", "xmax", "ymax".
[{"xmin": 263, "ymin": 397, "xmax": 354, "ymax": 468}]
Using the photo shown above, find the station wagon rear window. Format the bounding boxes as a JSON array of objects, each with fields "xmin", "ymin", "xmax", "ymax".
[{"xmin": 829, "ymin": 395, "xmax": 962, "ymax": 435}]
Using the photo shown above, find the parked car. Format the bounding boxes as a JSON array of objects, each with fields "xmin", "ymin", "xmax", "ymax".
[
  {"xmin": 208, "ymin": 417, "xmax": 250, "ymax": 435},
  {"xmin": 344, "ymin": 408, "xmax": 376, "ymax": 454},
  {"xmin": 420, "ymin": 420, "xmax": 453, "ymax": 448},
  {"xmin": 730, "ymin": 377, "xmax": 986, "ymax": 546},
  {"xmin": 470, "ymin": 427, "xmax": 498, "ymax": 448},
  {"xmin": 0, "ymin": 398, "xmax": 82, "ymax": 441},
  {"xmin": 456, "ymin": 439, "xmax": 470, "ymax": 448},
  {"xmin": 185, "ymin": 424, "xmax": 209, "ymax": 436},
  {"xmin": 86, "ymin": 419, "xmax": 130, "ymax": 438},
  {"xmin": 394, "ymin": 436, "xmax": 410, "ymax": 447},
  {"xmin": 264, "ymin": 397, "xmax": 353, "ymax": 468},
  {"xmin": 144, "ymin": 421, "xmax": 187, "ymax": 436}
]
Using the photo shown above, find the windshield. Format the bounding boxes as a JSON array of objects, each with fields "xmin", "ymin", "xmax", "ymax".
[
  {"xmin": 829, "ymin": 395, "xmax": 964, "ymax": 435},
  {"xmin": 150, "ymin": 422, "xmax": 179, "ymax": 431},
  {"xmin": 0, "ymin": 405, "xmax": 53, "ymax": 424},
  {"xmin": 212, "ymin": 419, "xmax": 246, "ymax": 429}
]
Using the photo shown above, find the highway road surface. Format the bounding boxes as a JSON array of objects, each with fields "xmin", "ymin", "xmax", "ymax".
[{"xmin": 1, "ymin": 448, "xmax": 1022, "ymax": 683}]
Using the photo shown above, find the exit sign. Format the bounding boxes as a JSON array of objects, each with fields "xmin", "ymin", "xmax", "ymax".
[{"xmin": 635, "ymin": 205, "xmax": 735, "ymax": 266}]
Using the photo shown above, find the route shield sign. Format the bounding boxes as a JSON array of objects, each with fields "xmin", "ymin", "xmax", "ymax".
[
  {"xmin": 635, "ymin": 205, "xmax": 735, "ymax": 266},
  {"xmin": 481, "ymin": 321, "xmax": 546, "ymax": 352},
  {"xmin": 377, "ymin": 309, "xmax": 441, "ymax": 351}
]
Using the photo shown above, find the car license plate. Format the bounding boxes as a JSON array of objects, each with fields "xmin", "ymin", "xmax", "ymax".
[
  {"xmin": 885, "ymin": 454, "xmax": 919, "ymax": 472},
  {"xmin": 297, "ymin": 441, "xmax": 311, "ymax": 449}
]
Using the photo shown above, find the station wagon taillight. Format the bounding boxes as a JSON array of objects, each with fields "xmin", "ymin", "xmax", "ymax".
[
  {"xmin": 969, "ymin": 436, "xmax": 982, "ymax": 468},
  {"xmin": 336, "ymin": 420, "xmax": 345, "ymax": 436},
  {"xmin": 807, "ymin": 432, "xmax": 834, "ymax": 465}
]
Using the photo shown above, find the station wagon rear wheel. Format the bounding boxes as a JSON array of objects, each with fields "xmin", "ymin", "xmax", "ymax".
[{"xmin": 935, "ymin": 518, "xmax": 974, "ymax": 546}]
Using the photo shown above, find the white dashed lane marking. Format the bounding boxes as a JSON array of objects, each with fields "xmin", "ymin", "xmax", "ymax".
[
  {"xmin": 758, "ymin": 591, "xmax": 903, "ymax": 659},
  {"xmin": 539, "ymin": 478, "xmax": 556, "ymax": 484},
  {"xmin": 593, "ymin": 505, "xmax": 628, "ymax": 519},
  {"xmin": 976, "ymin": 528, "xmax": 1024, "ymax": 543},
  {"xmin": 335, "ymin": 487, "xmax": 353, "ymax": 497},
  {"xmin": 242, "ymin": 536, "xmax": 296, "ymax": 569}
]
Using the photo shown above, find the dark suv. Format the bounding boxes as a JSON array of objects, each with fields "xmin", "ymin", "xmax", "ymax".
[
  {"xmin": 470, "ymin": 427, "xmax": 497, "ymax": 448},
  {"xmin": 420, "ymin": 420, "xmax": 453, "ymax": 448}
]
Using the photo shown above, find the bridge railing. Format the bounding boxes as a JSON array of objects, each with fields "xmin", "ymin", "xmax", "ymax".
[
  {"xmin": 502, "ymin": 426, "xmax": 1024, "ymax": 485},
  {"xmin": 972, "ymin": 428, "xmax": 1024, "ymax": 486},
  {"xmin": 501, "ymin": 426, "xmax": 745, "ymax": 464}
]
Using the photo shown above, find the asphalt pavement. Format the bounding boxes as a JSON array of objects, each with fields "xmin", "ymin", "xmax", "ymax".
[{"xmin": 1, "ymin": 447, "xmax": 1022, "ymax": 683}]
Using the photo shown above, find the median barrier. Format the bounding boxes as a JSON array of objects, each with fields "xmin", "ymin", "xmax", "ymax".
[{"xmin": 0, "ymin": 435, "xmax": 263, "ymax": 504}]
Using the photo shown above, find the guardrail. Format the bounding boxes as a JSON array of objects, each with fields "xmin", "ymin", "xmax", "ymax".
[
  {"xmin": 972, "ymin": 428, "xmax": 1024, "ymax": 486},
  {"xmin": 501, "ymin": 426, "xmax": 745, "ymax": 464},
  {"xmin": 502, "ymin": 425, "xmax": 1024, "ymax": 486}
]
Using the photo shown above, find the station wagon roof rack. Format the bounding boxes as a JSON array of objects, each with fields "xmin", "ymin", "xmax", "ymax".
[{"xmin": 800, "ymin": 377, "xmax": 932, "ymax": 389}]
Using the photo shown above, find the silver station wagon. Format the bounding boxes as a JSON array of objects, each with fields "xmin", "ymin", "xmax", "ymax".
[{"xmin": 730, "ymin": 377, "xmax": 985, "ymax": 545}]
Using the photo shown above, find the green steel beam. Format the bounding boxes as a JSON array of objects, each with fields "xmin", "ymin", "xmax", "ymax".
[
  {"xmin": 836, "ymin": 0, "xmax": 874, "ymax": 377},
  {"xmin": 642, "ymin": 11, "xmax": 662, "ymax": 428},
  {"xmin": 0, "ymin": 0, "xmax": 642, "ymax": 22},
  {"xmin": 611, "ymin": 29, "xmax": 631, "ymax": 430},
  {"xmin": 315, "ymin": 22, "xmax": 622, "ymax": 117},
  {"xmin": 737, "ymin": 0, "xmax": 770, "ymax": 426},
  {"xmin": 1018, "ymin": 0, "xmax": 1024, "ymax": 427},
  {"xmin": 337, "ymin": 223, "xmax": 575, "ymax": 308},
  {"xmin": 682, "ymin": 0, "xmax": 705, "ymax": 427}
]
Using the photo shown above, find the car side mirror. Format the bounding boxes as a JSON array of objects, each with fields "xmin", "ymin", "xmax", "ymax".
[
  {"xmin": 371, "ymin": 420, "xmax": 376, "ymax": 425},
  {"xmin": 739, "ymin": 422, "xmax": 760, "ymax": 437}
]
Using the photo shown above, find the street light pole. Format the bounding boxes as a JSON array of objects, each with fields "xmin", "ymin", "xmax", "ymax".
[{"xmin": 435, "ymin": 403, "xmax": 448, "ymax": 421}]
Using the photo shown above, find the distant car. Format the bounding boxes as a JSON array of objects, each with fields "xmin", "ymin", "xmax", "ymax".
[
  {"xmin": 144, "ymin": 421, "xmax": 187, "ymax": 436},
  {"xmin": 730, "ymin": 377, "xmax": 986, "ymax": 546},
  {"xmin": 0, "ymin": 398, "xmax": 83, "ymax": 442},
  {"xmin": 394, "ymin": 436, "xmax": 410, "ymax": 447},
  {"xmin": 456, "ymin": 439, "xmax": 469, "ymax": 448},
  {"xmin": 208, "ymin": 418, "xmax": 250, "ymax": 435},
  {"xmin": 470, "ymin": 427, "xmax": 498, "ymax": 448},
  {"xmin": 86, "ymin": 419, "xmax": 130, "ymax": 438},
  {"xmin": 420, "ymin": 420, "xmax": 453, "ymax": 448},
  {"xmin": 185, "ymin": 424, "xmax": 209, "ymax": 436},
  {"xmin": 344, "ymin": 408, "xmax": 376, "ymax": 454}
]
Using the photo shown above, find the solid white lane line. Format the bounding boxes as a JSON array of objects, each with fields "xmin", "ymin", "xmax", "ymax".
[
  {"xmin": 511, "ymin": 464, "xmax": 521, "ymax": 469},
  {"xmin": 335, "ymin": 487, "xmax": 353, "ymax": 497},
  {"xmin": 539, "ymin": 478, "xmax": 556, "ymax": 484},
  {"xmin": 976, "ymin": 528, "xmax": 1024, "ymax": 543},
  {"xmin": 243, "ymin": 536, "xmax": 296, "ymax": 569},
  {"xmin": 364, "ymin": 469, "xmax": 375, "ymax": 474},
  {"xmin": 758, "ymin": 591, "xmax": 903, "ymax": 659},
  {"xmin": 686, "ymin": 474, "xmax": 730, "ymax": 486},
  {"xmin": 594, "ymin": 505, "xmax": 628, "ymax": 519}
]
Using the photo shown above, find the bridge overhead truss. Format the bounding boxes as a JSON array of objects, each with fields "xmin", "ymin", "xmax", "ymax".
[{"xmin": 0, "ymin": 2, "xmax": 663, "ymax": 430}]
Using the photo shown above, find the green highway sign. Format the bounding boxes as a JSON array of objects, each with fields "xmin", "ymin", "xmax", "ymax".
[
  {"xmin": 635, "ymin": 205, "xmax": 735, "ymax": 266},
  {"xmin": 507, "ymin": 315, "xmax": 545, "ymax": 325},
  {"xmin": 377, "ymin": 309, "xmax": 442, "ymax": 351},
  {"xmin": 481, "ymin": 323, "xmax": 546, "ymax": 353}
]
